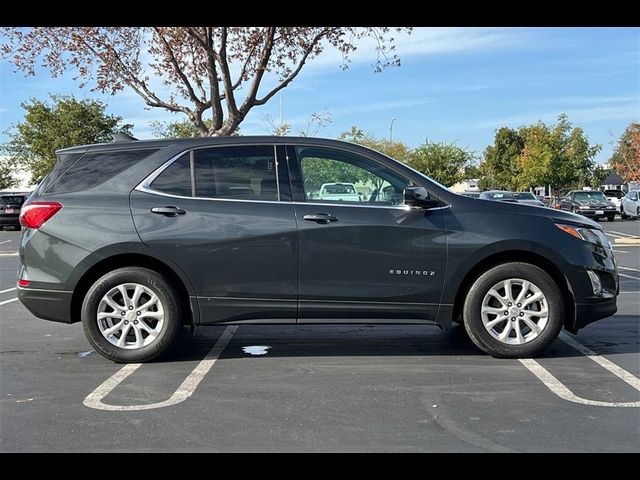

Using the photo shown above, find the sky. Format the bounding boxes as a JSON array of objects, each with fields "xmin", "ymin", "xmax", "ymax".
[{"xmin": 1, "ymin": 27, "xmax": 639, "ymax": 165}]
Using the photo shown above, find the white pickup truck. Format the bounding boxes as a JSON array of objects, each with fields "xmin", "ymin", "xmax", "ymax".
[{"xmin": 317, "ymin": 183, "xmax": 361, "ymax": 202}]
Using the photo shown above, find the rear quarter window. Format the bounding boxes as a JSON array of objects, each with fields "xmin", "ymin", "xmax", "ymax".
[{"xmin": 45, "ymin": 149, "xmax": 160, "ymax": 194}]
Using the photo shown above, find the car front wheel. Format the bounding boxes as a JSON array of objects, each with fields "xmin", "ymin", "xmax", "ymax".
[
  {"xmin": 81, "ymin": 267, "xmax": 182, "ymax": 363},
  {"xmin": 463, "ymin": 262, "xmax": 564, "ymax": 358}
]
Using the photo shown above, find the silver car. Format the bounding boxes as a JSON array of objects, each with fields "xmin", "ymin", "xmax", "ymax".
[
  {"xmin": 514, "ymin": 192, "xmax": 546, "ymax": 207},
  {"xmin": 621, "ymin": 190, "xmax": 640, "ymax": 219}
]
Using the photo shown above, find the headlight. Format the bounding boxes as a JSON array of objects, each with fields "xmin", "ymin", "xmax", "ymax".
[{"xmin": 555, "ymin": 224, "xmax": 611, "ymax": 249}]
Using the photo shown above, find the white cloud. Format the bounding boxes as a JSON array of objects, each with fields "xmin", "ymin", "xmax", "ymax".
[
  {"xmin": 305, "ymin": 27, "xmax": 538, "ymax": 72},
  {"xmin": 473, "ymin": 104, "xmax": 639, "ymax": 130}
]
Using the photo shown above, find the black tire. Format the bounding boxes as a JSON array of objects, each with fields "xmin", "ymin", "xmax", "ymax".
[
  {"xmin": 463, "ymin": 262, "xmax": 564, "ymax": 358},
  {"xmin": 607, "ymin": 215, "xmax": 615, "ymax": 222},
  {"xmin": 621, "ymin": 206, "xmax": 628, "ymax": 219},
  {"xmin": 81, "ymin": 267, "xmax": 182, "ymax": 363}
]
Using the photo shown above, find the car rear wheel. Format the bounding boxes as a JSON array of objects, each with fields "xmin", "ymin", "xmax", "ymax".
[
  {"xmin": 463, "ymin": 262, "xmax": 564, "ymax": 358},
  {"xmin": 81, "ymin": 267, "xmax": 181, "ymax": 363},
  {"xmin": 607, "ymin": 215, "xmax": 615, "ymax": 222}
]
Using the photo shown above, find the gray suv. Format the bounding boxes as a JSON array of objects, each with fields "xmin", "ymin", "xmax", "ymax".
[{"xmin": 17, "ymin": 136, "xmax": 618, "ymax": 362}]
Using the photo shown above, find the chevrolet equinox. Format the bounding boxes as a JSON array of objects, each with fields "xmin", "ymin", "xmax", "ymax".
[{"xmin": 17, "ymin": 137, "xmax": 618, "ymax": 362}]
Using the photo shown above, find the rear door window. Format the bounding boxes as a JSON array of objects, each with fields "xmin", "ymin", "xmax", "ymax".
[
  {"xmin": 193, "ymin": 146, "xmax": 278, "ymax": 201},
  {"xmin": 149, "ymin": 153, "xmax": 193, "ymax": 197}
]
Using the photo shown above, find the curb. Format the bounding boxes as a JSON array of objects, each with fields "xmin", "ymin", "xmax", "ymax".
[{"xmin": 614, "ymin": 237, "xmax": 640, "ymax": 245}]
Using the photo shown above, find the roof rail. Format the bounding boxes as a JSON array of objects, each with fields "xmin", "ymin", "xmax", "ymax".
[{"xmin": 112, "ymin": 133, "xmax": 139, "ymax": 142}]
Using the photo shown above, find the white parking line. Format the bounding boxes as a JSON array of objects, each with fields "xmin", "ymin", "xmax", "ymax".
[
  {"xmin": 613, "ymin": 250, "xmax": 628, "ymax": 253},
  {"xmin": 0, "ymin": 240, "xmax": 11, "ymax": 245},
  {"xmin": 619, "ymin": 266, "xmax": 640, "ymax": 273},
  {"xmin": 609, "ymin": 231, "xmax": 640, "ymax": 238},
  {"xmin": 0, "ymin": 252, "xmax": 18, "ymax": 257},
  {"xmin": 0, "ymin": 297, "xmax": 18, "ymax": 306},
  {"xmin": 0, "ymin": 287, "xmax": 16, "ymax": 294},
  {"xmin": 83, "ymin": 326, "xmax": 238, "ymax": 411},
  {"xmin": 559, "ymin": 332, "xmax": 640, "ymax": 390},
  {"xmin": 518, "ymin": 332, "xmax": 640, "ymax": 408},
  {"xmin": 619, "ymin": 272, "xmax": 640, "ymax": 281}
]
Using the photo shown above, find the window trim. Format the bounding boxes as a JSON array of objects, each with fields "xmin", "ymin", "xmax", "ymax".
[{"xmin": 135, "ymin": 144, "xmax": 284, "ymax": 204}]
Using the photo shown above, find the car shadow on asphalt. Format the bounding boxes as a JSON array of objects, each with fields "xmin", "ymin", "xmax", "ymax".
[{"xmin": 157, "ymin": 318, "xmax": 640, "ymax": 363}]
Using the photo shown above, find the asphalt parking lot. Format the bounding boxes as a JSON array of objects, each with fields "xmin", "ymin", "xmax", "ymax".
[{"xmin": 1, "ymin": 217, "xmax": 639, "ymax": 452}]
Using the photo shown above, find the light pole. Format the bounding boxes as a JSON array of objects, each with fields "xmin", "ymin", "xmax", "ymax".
[{"xmin": 389, "ymin": 118, "xmax": 396, "ymax": 142}]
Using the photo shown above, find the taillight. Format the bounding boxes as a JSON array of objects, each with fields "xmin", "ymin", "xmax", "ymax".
[
  {"xmin": 17, "ymin": 279, "xmax": 30, "ymax": 287},
  {"xmin": 19, "ymin": 202, "xmax": 62, "ymax": 229}
]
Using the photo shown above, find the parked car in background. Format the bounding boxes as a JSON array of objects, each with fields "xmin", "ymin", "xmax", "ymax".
[
  {"xmin": 0, "ymin": 193, "xmax": 28, "ymax": 230},
  {"xmin": 459, "ymin": 192, "xmax": 480, "ymax": 198},
  {"xmin": 603, "ymin": 189, "xmax": 624, "ymax": 213},
  {"xmin": 16, "ymin": 136, "xmax": 617, "ymax": 363},
  {"xmin": 621, "ymin": 190, "xmax": 640, "ymax": 219},
  {"xmin": 514, "ymin": 192, "xmax": 546, "ymax": 207},
  {"xmin": 538, "ymin": 195, "xmax": 552, "ymax": 207},
  {"xmin": 478, "ymin": 191, "xmax": 519, "ymax": 203},
  {"xmin": 560, "ymin": 190, "xmax": 617, "ymax": 221},
  {"xmin": 318, "ymin": 182, "xmax": 361, "ymax": 202}
]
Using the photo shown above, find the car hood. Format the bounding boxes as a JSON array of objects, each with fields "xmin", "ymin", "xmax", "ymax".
[{"xmin": 476, "ymin": 198, "xmax": 600, "ymax": 229}]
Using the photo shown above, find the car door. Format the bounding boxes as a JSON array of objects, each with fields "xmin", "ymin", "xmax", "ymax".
[
  {"xmin": 130, "ymin": 144, "xmax": 298, "ymax": 324},
  {"xmin": 287, "ymin": 144, "xmax": 446, "ymax": 322},
  {"xmin": 560, "ymin": 193, "xmax": 574, "ymax": 211}
]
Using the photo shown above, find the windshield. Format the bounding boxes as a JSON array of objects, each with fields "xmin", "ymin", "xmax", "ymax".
[
  {"xmin": 0, "ymin": 195, "xmax": 25, "ymax": 207},
  {"xmin": 574, "ymin": 191, "xmax": 606, "ymax": 202},
  {"xmin": 515, "ymin": 192, "xmax": 536, "ymax": 200},
  {"xmin": 486, "ymin": 192, "xmax": 516, "ymax": 200},
  {"xmin": 323, "ymin": 184, "xmax": 356, "ymax": 194}
]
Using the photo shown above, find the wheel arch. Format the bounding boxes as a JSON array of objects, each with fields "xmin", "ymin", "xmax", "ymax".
[
  {"xmin": 69, "ymin": 253, "xmax": 197, "ymax": 325},
  {"xmin": 451, "ymin": 250, "xmax": 575, "ymax": 331}
]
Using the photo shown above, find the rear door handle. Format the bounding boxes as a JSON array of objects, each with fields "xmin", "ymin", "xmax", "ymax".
[
  {"xmin": 151, "ymin": 206, "xmax": 186, "ymax": 217},
  {"xmin": 302, "ymin": 213, "xmax": 338, "ymax": 224}
]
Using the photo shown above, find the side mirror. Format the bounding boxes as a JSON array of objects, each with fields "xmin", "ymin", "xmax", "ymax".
[{"xmin": 404, "ymin": 187, "xmax": 439, "ymax": 209}]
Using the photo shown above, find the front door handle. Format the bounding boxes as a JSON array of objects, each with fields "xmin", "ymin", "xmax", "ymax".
[
  {"xmin": 151, "ymin": 206, "xmax": 187, "ymax": 217},
  {"xmin": 302, "ymin": 213, "xmax": 338, "ymax": 224}
]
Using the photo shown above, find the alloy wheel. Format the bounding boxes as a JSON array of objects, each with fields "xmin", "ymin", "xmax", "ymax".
[
  {"xmin": 480, "ymin": 278, "xmax": 549, "ymax": 345},
  {"xmin": 96, "ymin": 283, "xmax": 165, "ymax": 349}
]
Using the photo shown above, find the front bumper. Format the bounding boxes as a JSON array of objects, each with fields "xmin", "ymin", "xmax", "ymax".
[
  {"xmin": 17, "ymin": 286, "xmax": 72, "ymax": 324},
  {"xmin": 572, "ymin": 297, "xmax": 618, "ymax": 331},
  {"xmin": 577, "ymin": 208, "xmax": 616, "ymax": 217}
]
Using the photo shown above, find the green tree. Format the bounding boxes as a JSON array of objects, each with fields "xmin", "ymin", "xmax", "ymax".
[
  {"xmin": 588, "ymin": 165, "xmax": 610, "ymax": 189},
  {"xmin": 338, "ymin": 127, "xmax": 412, "ymax": 191},
  {"xmin": 479, "ymin": 115, "xmax": 600, "ymax": 194},
  {"xmin": 1, "ymin": 95, "xmax": 132, "ymax": 183},
  {"xmin": 609, "ymin": 122, "xmax": 640, "ymax": 182},
  {"xmin": 0, "ymin": 158, "xmax": 17, "ymax": 189},
  {"xmin": 408, "ymin": 141, "xmax": 477, "ymax": 187},
  {"xmin": 479, "ymin": 127, "xmax": 524, "ymax": 190}
]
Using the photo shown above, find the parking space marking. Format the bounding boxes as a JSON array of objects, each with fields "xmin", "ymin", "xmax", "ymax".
[
  {"xmin": 83, "ymin": 326, "xmax": 238, "ymax": 411},
  {"xmin": 619, "ymin": 272, "xmax": 640, "ymax": 281},
  {"xmin": 519, "ymin": 332, "xmax": 640, "ymax": 408},
  {"xmin": 559, "ymin": 332, "xmax": 640, "ymax": 391},
  {"xmin": 0, "ymin": 240, "xmax": 11, "ymax": 245},
  {"xmin": 0, "ymin": 252, "xmax": 18, "ymax": 257},
  {"xmin": 0, "ymin": 287, "xmax": 16, "ymax": 294},
  {"xmin": 610, "ymin": 231, "xmax": 640, "ymax": 238},
  {"xmin": 619, "ymin": 266, "xmax": 640, "ymax": 273},
  {"xmin": 0, "ymin": 297, "xmax": 18, "ymax": 306}
]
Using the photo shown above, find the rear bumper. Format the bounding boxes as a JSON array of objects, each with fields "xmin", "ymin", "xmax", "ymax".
[
  {"xmin": 0, "ymin": 216, "xmax": 20, "ymax": 226},
  {"xmin": 17, "ymin": 286, "xmax": 73, "ymax": 324}
]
